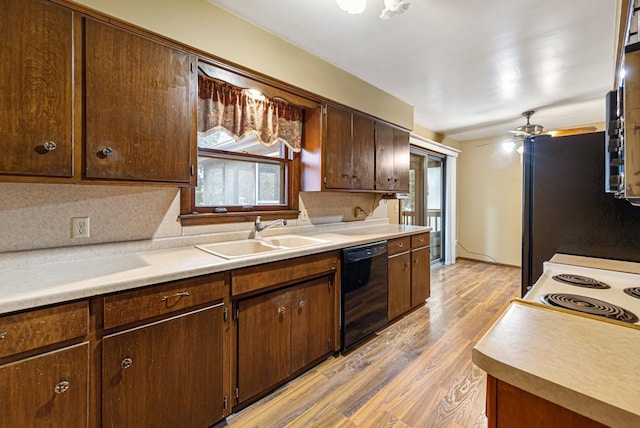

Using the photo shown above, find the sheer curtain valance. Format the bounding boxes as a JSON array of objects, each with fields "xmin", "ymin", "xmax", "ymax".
[{"xmin": 197, "ymin": 71, "xmax": 303, "ymax": 153}]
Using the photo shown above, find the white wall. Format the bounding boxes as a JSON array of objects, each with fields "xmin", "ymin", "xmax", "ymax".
[{"xmin": 457, "ymin": 137, "xmax": 522, "ymax": 266}]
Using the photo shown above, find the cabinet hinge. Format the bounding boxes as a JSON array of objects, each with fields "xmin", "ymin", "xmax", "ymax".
[
  {"xmin": 224, "ymin": 306, "xmax": 228, "ymax": 322},
  {"xmin": 322, "ymin": 104, "xmax": 327, "ymax": 115},
  {"xmin": 328, "ymin": 338, "xmax": 332, "ymax": 350},
  {"xmin": 328, "ymin": 279, "xmax": 333, "ymax": 289},
  {"xmin": 190, "ymin": 164, "xmax": 195, "ymax": 176},
  {"xmin": 234, "ymin": 387, "xmax": 239, "ymax": 400},
  {"xmin": 235, "ymin": 306, "xmax": 240, "ymax": 320},
  {"xmin": 223, "ymin": 396, "xmax": 228, "ymax": 411},
  {"xmin": 190, "ymin": 61, "xmax": 195, "ymax": 73},
  {"xmin": 323, "ymin": 176, "xmax": 327, "ymax": 184}
]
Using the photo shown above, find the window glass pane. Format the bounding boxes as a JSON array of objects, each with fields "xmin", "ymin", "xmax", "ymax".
[
  {"xmin": 196, "ymin": 156, "xmax": 285, "ymax": 207},
  {"xmin": 198, "ymin": 130, "xmax": 285, "ymax": 158}
]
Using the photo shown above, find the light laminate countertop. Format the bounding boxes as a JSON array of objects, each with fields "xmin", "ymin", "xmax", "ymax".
[
  {"xmin": 0, "ymin": 224, "xmax": 429, "ymax": 315},
  {"xmin": 473, "ymin": 300, "xmax": 640, "ymax": 428}
]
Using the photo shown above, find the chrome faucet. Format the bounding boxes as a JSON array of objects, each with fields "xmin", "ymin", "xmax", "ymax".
[{"xmin": 254, "ymin": 216, "xmax": 287, "ymax": 240}]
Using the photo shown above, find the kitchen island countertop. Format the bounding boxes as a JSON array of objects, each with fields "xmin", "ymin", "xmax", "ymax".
[
  {"xmin": 472, "ymin": 300, "xmax": 640, "ymax": 428},
  {"xmin": 0, "ymin": 223, "xmax": 429, "ymax": 315}
]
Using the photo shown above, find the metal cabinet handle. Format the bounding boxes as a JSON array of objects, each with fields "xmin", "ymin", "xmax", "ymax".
[
  {"xmin": 298, "ymin": 300, "xmax": 304, "ymax": 308},
  {"xmin": 161, "ymin": 291, "xmax": 190, "ymax": 302},
  {"xmin": 278, "ymin": 306, "xmax": 287, "ymax": 315},
  {"xmin": 121, "ymin": 357, "xmax": 133, "ymax": 369},
  {"xmin": 43, "ymin": 141, "xmax": 57, "ymax": 151},
  {"xmin": 54, "ymin": 381, "xmax": 70, "ymax": 394},
  {"xmin": 404, "ymin": 262, "xmax": 410, "ymax": 268},
  {"xmin": 418, "ymin": 237, "xmax": 425, "ymax": 242},
  {"xmin": 102, "ymin": 147, "xmax": 114, "ymax": 156},
  {"xmin": 0, "ymin": 332, "xmax": 6, "ymax": 340},
  {"xmin": 414, "ymin": 259, "xmax": 419, "ymax": 264},
  {"xmin": 397, "ymin": 242, "xmax": 404, "ymax": 248}
]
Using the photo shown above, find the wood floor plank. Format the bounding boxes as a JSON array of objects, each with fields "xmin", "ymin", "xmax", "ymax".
[{"xmin": 226, "ymin": 259, "xmax": 520, "ymax": 428}]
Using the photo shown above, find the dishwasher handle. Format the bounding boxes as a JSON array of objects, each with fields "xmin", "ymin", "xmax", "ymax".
[{"xmin": 342, "ymin": 241, "xmax": 387, "ymax": 263}]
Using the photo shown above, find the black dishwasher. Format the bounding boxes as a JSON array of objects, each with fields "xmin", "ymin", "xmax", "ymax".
[{"xmin": 341, "ymin": 241, "xmax": 388, "ymax": 351}]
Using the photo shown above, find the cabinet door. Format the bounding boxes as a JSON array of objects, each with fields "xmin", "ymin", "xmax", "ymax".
[
  {"xmin": 291, "ymin": 276, "xmax": 334, "ymax": 370},
  {"xmin": 375, "ymin": 123, "xmax": 409, "ymax": 192},
  {"xmin": 237, "ymin": 289, "xmax": 292, "ymax": 404},
  {"xmin": 0, "ymin": 343, "xmax": 89, "ymax": 427},
  {"xmin": 392, "ymin": 128, "xmax": 410, "ymax": 191},
  {"xmin": 351, "ymin": 113, "xmax": 375, "ymax": 190},
  {"xmin": 411, "ymin": 247, "xmax": 431, "ymax": 307},
  {"xmin": 375, "ymin": 122, "xmax": 395, "ymax": 190},
  {"xmin": 388, "ymin": 252, "xmax": 412, "ymax": 320},
  {"xmin": 84, "ymin": 18, "xmax": 194, "ymax": 183},
  {"xmin": 0, "ymin": 0, "xmax": 75, "ymax": 177},
  {"xmin": 102, "ymin": 305, "xmax": 224, "ymax": 428},
  {"xmin": 324, "ymin": 105, "xmax": 354, "ymax": 189}
]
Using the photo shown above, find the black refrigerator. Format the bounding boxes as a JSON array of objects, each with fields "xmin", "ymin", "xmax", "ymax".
[{"xmin": 521, "ymin": 131, "xmax": 640, "ymax": 296}]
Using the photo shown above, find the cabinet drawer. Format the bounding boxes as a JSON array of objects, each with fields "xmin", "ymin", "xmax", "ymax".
[
  {"xmin": 0, "ymin": 301, "xmax": 88, "ymax": 358},
  {"xmin": 103, "ymin": 273, "xmax": 225, "ymax": 329},
  {"xmin": 388, "ymin": 237, "xmax": 410, "ymax": 256},
  {"xmin": 411, "ymin": 233, "xmax": 430, "ymax": 249},
  {"xmin": 232, "ymin": 252, "xmax": 339, "ymax": 296}
]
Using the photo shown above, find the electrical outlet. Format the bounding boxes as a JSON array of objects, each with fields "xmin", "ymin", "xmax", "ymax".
[
  {"xmin": 71, "ymin": 217, "xmax": 90, "ymax": 239},
  {"xmin": 299, "ymin": 209, "xmax": 308, "ymax": 221}
]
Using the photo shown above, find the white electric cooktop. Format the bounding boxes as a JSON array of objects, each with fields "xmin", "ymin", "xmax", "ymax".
[{"xmin": 524, "ymin": 259, "xmax": 640, "ymax": 325}]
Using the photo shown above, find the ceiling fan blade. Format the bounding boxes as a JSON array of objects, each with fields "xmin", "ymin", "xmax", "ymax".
[
  {"xmin": 550, "ymin": 126, "xmax": 598, "ymax": 137},
  {"xmin": 509, "ymin": 130, "xmax": 530, "ymax": 137}
]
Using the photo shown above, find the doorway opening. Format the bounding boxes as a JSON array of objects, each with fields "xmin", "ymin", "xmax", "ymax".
[{"xmin": 401, "ymin": 150, "xmax": 445, "ymax": 265}]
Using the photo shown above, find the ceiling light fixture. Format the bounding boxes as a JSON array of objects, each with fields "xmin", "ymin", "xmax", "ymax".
[
  {"xmin": 336, "ymin": 0, "xmax": 366, "ymax": 14},
  {"xmin": 380, "ymin": 0, "xmax": 410, "ymax": 20}
]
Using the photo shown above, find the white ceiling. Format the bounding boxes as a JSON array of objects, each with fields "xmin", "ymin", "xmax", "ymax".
[{"xmin": 207, "ymin": 0, "xmax": 617, "ymax": 141}]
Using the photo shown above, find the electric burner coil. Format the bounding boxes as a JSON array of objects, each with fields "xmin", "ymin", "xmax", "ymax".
[{"xmin": 540, "ymin": 293, "xmax": 639, "ymax": 323}]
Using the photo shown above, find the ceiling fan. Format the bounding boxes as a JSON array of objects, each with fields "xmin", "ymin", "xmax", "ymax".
[{"xmin": 509, "ymin": 110, "xmax": 545, "ymax": 138}]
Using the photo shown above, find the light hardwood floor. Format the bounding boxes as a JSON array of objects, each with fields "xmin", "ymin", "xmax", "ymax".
[{"xmin": 226, "ymin": 259, "xmax": 521, "ymax": 428}]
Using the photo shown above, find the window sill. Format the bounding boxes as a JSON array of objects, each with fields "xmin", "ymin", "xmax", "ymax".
[{"xmin": 179, "ymin": 210, "xmax": 300, "ymax": 226}]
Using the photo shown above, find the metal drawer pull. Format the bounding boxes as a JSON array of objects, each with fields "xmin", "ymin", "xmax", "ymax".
[
  {"xmin": 161, "ymin": 291, "xmax": 190, "ymax": 302},
  {"xmin": 0, "ymin": 332, "xmax": 6, "ymax": 340},
  {"xmin": 54, "ymin": 381, "xmax": 70, "ymax": 394},
  {"xmin": 102, "ymin": 147, "xmax": 114, "ymax": 156},
  {"xmin": 298, "ymin": 300, "xmax": 304, "ymax": 308},
  {"xmin": 43, "ymin": 141, "xmax": 57, "ymax": 151},
  {"xmin": 278, "ymin": 306, "xmax": 286, "ymax": 315},
  {"xmin": 397, "ymin": 242, "xmax": 404, "ymax": 247},
  {"xmin": 121, "ymin": 357, "xmax": 133, "ymax": 369}
]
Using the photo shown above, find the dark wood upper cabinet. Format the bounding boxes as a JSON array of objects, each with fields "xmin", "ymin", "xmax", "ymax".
[
  {"xmin": 324, "ymin": 105, "xmax": 375, "ymax": 190},
  {"xmin": 302, "ymin": 104, "xmax": 409, "ymax": 193},
  {"xmin": 0, "ymin": 0, "xmax": 76, "ymax": 178},
  {"xmin": 375, "ymin": 122, "xmax": 409, "ymax": 192},
  {"xmin": 83, "ymin": 18, "xmax": 195, "ymax": 184}
]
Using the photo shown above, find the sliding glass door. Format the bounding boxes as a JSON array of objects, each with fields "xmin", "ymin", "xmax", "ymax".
[{"xmin": 401, "ymin": 150, "xmax": 445, "ymax": 264}]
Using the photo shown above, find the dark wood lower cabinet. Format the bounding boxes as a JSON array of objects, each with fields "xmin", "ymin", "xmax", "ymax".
[
  {"xmin": 236, "ymin": 290, "xmax": 292, "ymax": 403},
  {"xmin": 411, "ymin": 246, "xmax": 431, "ymax": 307},
  {"xmin": 0, "ymin": 342, "xmax": 89, "ymax": 427},
  {"xmin": 102, "ymin": 305, "xmax": 224, "ymax": 427},
  {"xmin": 388, "ymin": 252, "xmax": 411, "ymax": 320},
  {"xmin": 236, "ymin": 275, "xmax": 335, "ymax": 406},
  {"xmin": 486, "ymin": 375, "xmax": 607, "ymax": 428}
]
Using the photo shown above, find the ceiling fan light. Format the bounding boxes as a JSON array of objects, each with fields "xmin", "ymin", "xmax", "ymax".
[{"xmin": 336, "ymin": 0, "xmax": 366, "ymax": 14}]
